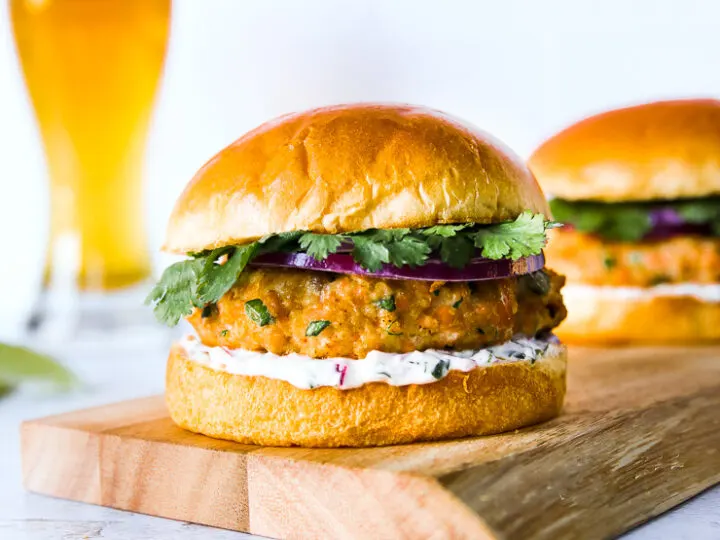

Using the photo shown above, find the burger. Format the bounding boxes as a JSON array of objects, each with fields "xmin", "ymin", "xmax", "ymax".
[
  {"xmin": 529, "ymin": 99, "xmax": 720, "ymax": 344},
  {"xmin": 147, "ymin": 103, "xmax": 567, "ymax": 447}
]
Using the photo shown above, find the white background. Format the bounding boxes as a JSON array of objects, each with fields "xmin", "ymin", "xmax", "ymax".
[{"xmin": 0, "ymin": 0, "xmax": 719, "ymax": 337}]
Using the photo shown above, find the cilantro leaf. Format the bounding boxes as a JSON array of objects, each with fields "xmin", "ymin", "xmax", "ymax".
[
  {"xmin": 197, "ymin": 243, "xmax": 259, "ymax": 305},
  {"xmin": 259, "ymin": 231, "xmax": 303, "ymax": 252},
  {"xmin": 351, "ymin": 236, "xmax": 390, "ymax": 271},
  {"xmin": 362, "ymin": 229, "xmax": 411, "ymax": 243},
  {"xmin": 305, "ymin": 320, "xmax": 331, "ymax": 336},
  {"xmin": 374, "ymin": 295, "xmax": 396, "ymax": 312},
  {"xmin": 439, "ymin": 235, "xmax": 475, "ymax": 268},
  {"xmin": 601, "ymin": 210, "xmax": 651, "ymax": 241},
  {"xmin": 471, "ymin": 211, "xmax": 550, "ymax": 259},
  {"xmin": 676, "ymin": 199, "xmax": 720, "ymax": 226},
  {"xmin": 145, "ymin": 258, "xmax": 205, "ymax": 326},
  {"xmin": 420, "ymin": 224, "xmax": 469, "ymax": 237},
  {"xmin": 349, "ymin": 229, "xmax": 429, "ymax": 268},
  {"xmin": 431, "ymin": 359, "xmax": 450, "ymax": 379},
  {"xmin": 386, "ymin": 235, "xmax": 431, "ymax": 267},
  {"xmin": 299, "ymin": 233, "xmax": 344, "ymax": 260},
  {"xmin": 244, "ymin": 299, "xmax": 275, "ymax": 326}
]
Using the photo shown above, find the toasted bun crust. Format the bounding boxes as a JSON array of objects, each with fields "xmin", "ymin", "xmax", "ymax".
[
  {"xmin": 164, "ymin": 103, "xmax": 550, "ymax": 253},
  {"xmin": 166, "ymin": 344, "xmax": 567, "ymax": 447},
  {"xmin": 557, "ymin": 285, "xmax": 720, "ymax": 344},
  {"xmin": 529, "ymin": 99, "xmax": 720, "ymax": 202}
]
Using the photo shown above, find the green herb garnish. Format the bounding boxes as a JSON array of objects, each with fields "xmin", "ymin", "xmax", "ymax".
[
  {"xmin": 603, "ymin": 256, "xmax": 617, "ymax": 270},
  {"xmin": 298, "ymin": 233, "xmax": 344, "ymax": 260},
  {"xmin": 197, "ymin": 244, "xmax": 258, "ymax": 305},
  {"xmin": 305, "ymin": 320, "xmax": 331, "ymax": 336},
  {"xmin": 452, "ymin": 298, "xmax": 464, "ymax": 308},
  {"xmin": 677, "ymin": 200, "xmax": 720, "ymax": 234},
  {"xmin": 244, "ymin": 299, "xmax": 275, "ymax": 327},
  {"xmin": 550, "ymin": 198, "xmax": 650, "ymax": 241},
  {"xmin": 220, "ymin": 329, "xmax": 229, "ymax": 337},
  {"xmin": 550, "ymin": 197, "xmax": 720, "ymax": 242},
  {"xmin": 374, "ymin": 295, "xmax": 396, "ymax": 312},
  {"xmin": 145, "ymin": 258, "xmax": 205, "ymax": 326},
  {"xmin": 431, "ymin": 359, "xmax": 450, "ymax": 379},
  {"xmin": 296, "ymin": 211, "xmax": 554, "ymax": 271},
  {"xmin": 471, "ymin": 212, "xmax": 558, "ymax": 260}
]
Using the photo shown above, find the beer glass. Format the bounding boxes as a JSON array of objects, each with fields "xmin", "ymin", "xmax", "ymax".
[{"xmin": 10, "ymin": 0, "xmax": 171, "ymax": 338}]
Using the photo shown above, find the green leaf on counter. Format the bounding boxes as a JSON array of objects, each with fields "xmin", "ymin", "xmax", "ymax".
[{"xmin": 0, "ymin": 343, "xmax": 76, "ymax": 389}]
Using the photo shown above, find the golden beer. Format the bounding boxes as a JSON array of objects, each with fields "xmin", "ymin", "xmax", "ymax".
[{"xmin": 11, "ymin": 0, "xmax": 171, "ymax": 290}]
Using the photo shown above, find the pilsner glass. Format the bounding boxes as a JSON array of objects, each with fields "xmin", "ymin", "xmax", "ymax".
[{"xmin": 10, "ymin": 0, "xmax": 171, "ymax": 339}]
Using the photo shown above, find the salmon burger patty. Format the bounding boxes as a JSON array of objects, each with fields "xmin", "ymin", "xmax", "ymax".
[
  {"xmin": 189, "ymin": 267, "xmax": 566, "ymax": 359},
  {"xmin": 546, "ymin": 228, "xmax": 720, "ymax": 287}
]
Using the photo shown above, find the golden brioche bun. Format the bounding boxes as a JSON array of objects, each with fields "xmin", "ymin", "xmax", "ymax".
[
  {"xmin": 164, "ymin": 103, "xmax": 550, "ymax": 254},
  {"xmin": 529, "ymin": 99, "xmax": 720, "ymax": 202},
  {"xmin": 165, "ymin": 344, "xmax": 567, "ymax": 448},
  {"xmin": 557, "ymin": 284, "xmax": 720, "ymax": 344}
]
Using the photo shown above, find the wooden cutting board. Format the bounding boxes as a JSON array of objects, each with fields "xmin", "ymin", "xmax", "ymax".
[{"xmin": 21, "ymin": 346, "xmax": 720, "ymax": 540}]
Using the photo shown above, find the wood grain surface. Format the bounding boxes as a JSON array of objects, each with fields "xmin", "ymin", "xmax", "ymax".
[{"xmin": 21, "ymin": 346, "xmax": 720, "ymax": 540}]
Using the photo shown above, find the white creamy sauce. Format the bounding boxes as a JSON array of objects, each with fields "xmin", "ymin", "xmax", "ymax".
[
  {"xmin": 180, "ymin": 335, "xmax": 561, "ymax": 390},
  {"xmin": 564, "ymin": 283, "xmax": 720, "ymax": 302}
]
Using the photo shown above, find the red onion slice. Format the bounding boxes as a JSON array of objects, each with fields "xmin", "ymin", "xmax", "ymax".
[
  {"xmin": 646, "ymin": 207, "xmax": 712, "ymax": 238},
  {"xmin": 249, "ymin": 252, "xmax": 545, "ymax": 281},
  {"xmin": 649, "ymin": 207, "xmax": 685, "ymax": 228}
]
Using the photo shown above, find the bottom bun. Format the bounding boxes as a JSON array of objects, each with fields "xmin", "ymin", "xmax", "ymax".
[
  {"xmin": 557, "ymin": 285, "xmax": 720, "ymax": 344},
  {"xmin": 165, "ymin": 344, "xmax": 567, "ymax": 447}
]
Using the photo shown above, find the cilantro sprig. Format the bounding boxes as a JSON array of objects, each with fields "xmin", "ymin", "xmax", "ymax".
[
  {"xmin": 298, "ymin": 211, "xmax": 556, "ymax": 270},
  {"xmin": 550, "ymin": 197, "xmax": 720, "ymax": 242},
  {"xmin": 146, "ymin": 211, "xmax": 555, "ymax": 326}
]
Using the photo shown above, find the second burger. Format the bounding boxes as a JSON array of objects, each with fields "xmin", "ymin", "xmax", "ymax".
[{"xmin": 530, "ymin": 99, "xmax": 720, "ymax": 344}]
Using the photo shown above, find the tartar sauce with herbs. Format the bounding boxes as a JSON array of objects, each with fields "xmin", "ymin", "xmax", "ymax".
[{"xmin": 179, "ymin": 335, "xmax": 561, "ymax": 390}]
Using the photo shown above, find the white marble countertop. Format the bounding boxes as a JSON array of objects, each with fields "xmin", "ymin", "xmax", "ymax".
[{"xmin": 1, "ymin": 336, "xmax": 719, "ymax": 540}]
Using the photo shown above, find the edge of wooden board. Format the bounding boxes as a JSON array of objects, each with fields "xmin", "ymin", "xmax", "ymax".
[
  {"xmin": 439, "ymin": 386, "xmax": 720, "ymax": 539},
  {"xmin": 20, "ymin": 400, "xmax": 496, "ymax": 539}
]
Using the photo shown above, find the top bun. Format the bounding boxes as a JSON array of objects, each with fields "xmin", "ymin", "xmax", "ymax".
[
  {"xmin": 164, "ymin": 103, "xmax": 549, "ymax": 254},
  {"xmin": 529, "ymin": 99, "xmax": 720, "ymax": 202}
]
